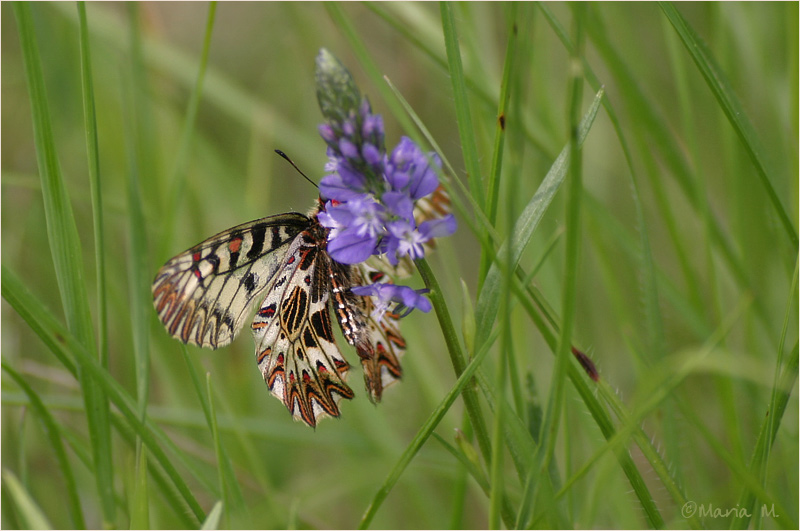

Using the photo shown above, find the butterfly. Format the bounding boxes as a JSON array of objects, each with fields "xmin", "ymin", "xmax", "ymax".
[{"xmin": 152, "ymin": 188, "xmax": 449, "ymax": 427}]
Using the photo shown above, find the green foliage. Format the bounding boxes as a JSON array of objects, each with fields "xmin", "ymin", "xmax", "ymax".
[{"xmin": 2, "ymin": 2, "xmax": 796, "ymax": 529}]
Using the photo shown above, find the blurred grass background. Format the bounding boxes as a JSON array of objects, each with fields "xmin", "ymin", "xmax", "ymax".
[{"xmin": 1, "ymin": 2, "xmax": 797, "ymax": 529}]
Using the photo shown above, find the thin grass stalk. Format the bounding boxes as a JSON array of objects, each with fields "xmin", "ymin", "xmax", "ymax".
[
  {"xmin": 582, "ymin": 3, "xmax": 777, "ymax": 343},
  {"xmin": 519, "ymin": 9, "xmax": 587, "ymax": 527},
  {"xmin": 2, "ymin": 266, "xmax": 206, "ymax": 525},
  {"xmin": 121, "ymin": 77, "xmax": 151, "ymax": 426},
  {"xmin": 731, "ymin": 258, "xmax": 800, "ymax": 529},
  {"xmin": 324, "ymin": 3, "xmax": 418, "ymax": 140},
  {"xmin": 160, "ymin": 1, "xmax": 217, "ymax": 260},
  {"xmin": 77, "ymin": 2, "xmax": 108, "ymax": 371},
  {"xmin": 659, "ymin": 2, "xmax": 797, "ymax": 253},
  {"xmin": 12, "ymin": 4, "xmax": 116, "ymax": 523},
  {"xmin": 415, "ymin": 257, "xmax": 494, "ymax": 469},
  {"xmin": 432, "ymin": 433, "xmax": 517, "ymax": 526},
  {"xmin": 440, "ymin": 2, "xmax": 485, "ymax": 211},
  {"xmin": 2, "ymin": 364, "xmax": 86, "ymax": 528},
  {"xmin": 130, "ymin": 446, "xmax": 150, "ymax": 529},
  {"xmin": 478, "ymin": 3, "xmax": 517, "ymax": 291},
  {"xmin": 359, "ymin": 326, "xmax": 503, "ymax": 529},
  {"xmin": 2, "ymin": 470, "xmax": 53, "ymax": 530}
]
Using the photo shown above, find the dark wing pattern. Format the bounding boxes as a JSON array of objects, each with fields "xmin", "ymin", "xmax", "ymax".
[
  {"xmin": 251, "ymin": 228, "xmax": 354, "ymax": 427},
  {"xmin": 153, "ymin": 213, "xmax": 311, "ymax": 349}
]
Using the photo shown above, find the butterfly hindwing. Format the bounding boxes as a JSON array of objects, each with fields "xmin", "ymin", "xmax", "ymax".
[
  {"xmin": 153, "ymin": 213, "xmax": 311, "ymax": 349},
  {"xmin": 252, "ymin": 227, "xmax": 354, "ymax": 427}
]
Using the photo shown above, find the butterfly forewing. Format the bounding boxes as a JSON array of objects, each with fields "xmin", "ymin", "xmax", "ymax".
[
  {"xmin": 153, "ymin": 213, "xmax": 310, "ymax": 349},
  {"xmin": 251, "ymin": 226, "xmax": 355, "ymax": 427}
]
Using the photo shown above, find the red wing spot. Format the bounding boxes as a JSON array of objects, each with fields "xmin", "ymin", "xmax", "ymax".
[
  {"xmin": 303, "ymin": 371, "xmax": 311, "ymax": 383},
  {"xmin": 194, "ymin": 270, "xmax": 202, "ymax": 279},
  {"xmin": 192, "ymin": 252, "xmax": 201, "ymax": 262},
  {"xmin": 287, "ymin": 255, "xmax": 296, "ymax": 265},
  {"xmin": 277, "ymin": 353, "xmax": 284, "ymax": 364},
  {"xmin": 289, "ymin": 372, "xmax": 296, "ymax": 383},
  {"xmin": 229, "ymin": 237, "xmax": 243, "ymax": 253}
]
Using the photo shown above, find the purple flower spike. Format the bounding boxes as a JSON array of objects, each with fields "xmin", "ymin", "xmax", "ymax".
[{"xmin": 315, "ymin": 49, "xmax": 457, "ymax": 319}]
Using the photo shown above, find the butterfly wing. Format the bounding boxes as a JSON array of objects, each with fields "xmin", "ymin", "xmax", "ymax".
[
  {"xmin": 153, "ymin": 213, "xmax": 311, "ymax": 349},
  {"xmin": 251, "ymin": 229, "xmax": 354, "ymax": 427}
]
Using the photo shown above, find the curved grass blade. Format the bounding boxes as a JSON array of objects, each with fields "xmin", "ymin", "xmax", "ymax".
[
  {"xmin": 2, "ymin": 469, "xmax": 52, "ymax": 530},
  {"xmin": 730, "ymin": 259, "xmax": 799, "ymax": 529},
  {"xmin": 130, "ymin": 445, "xmax": 150, "ymax": 529},
  {"xmin": 13, "ymin": 3, "xmax": 115, "ymax": 523},
  {"xmin": 2, "ymin": 363, "xmax": 85, "ymax": 528},
  {"xmin": 160, "ymin": 1, "xmax": 217, "ymax": 259},
  {"xmin": 475, "ymin": 87, "xmax": 604, "ymax": 349},
  {"xmin": 77, "ymin": 2, "xmax": 108, "ymax": 371},
  {"xmin": 206, "ymin": 373, "xmax": 248, "ymax": 528},
  {"xmin": 201, "ymin": 501, "xmax": 224, "ymax": 530},
  {"xmin": 440, "ymin": 2, "xmax": 485, "ymax": 210},
  {"xmin": 2, "ymin": 266, "xmax": 206, "ymax": 525},
  {"xmin": 359, "ymin": 326, "xmax": 501, "ymax": 529},
  {"xmin": 659, "ymin": 2, "xmax": 797, "ymax": 253}
]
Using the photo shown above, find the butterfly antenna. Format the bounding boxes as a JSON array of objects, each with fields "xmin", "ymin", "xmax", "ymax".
[{"xmin": 275, "ymin": 149, "xmax": 318, "ymax": 189}]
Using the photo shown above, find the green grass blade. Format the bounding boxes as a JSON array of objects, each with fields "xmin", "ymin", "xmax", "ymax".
[
  {"xmin": 440, "ymin": 2, "xmax": 485, "ymax": 210},
  {"xmin": 475, "ymin": 87, "xmax": 604, "ymax": 350},
  {"xmin": 730, "ymin": 259, "xmax": 799, "ymax": 529},
  {"xmin": 2, "ymin": 266, "xmax": 206, "ymax": 525},
  {"xmin": 659, "ymin": 2, "xmax": 798, "ymax": 253},
  {"xmin": 201, "ymin": 501, "xmax": 224, "ymax": 530},
  {"xmin": 359, "ymin": 326, "xmax": 501, "ymax": 529},
  {"xmin": 324, "ymin": 3, "xmax": 416, "ymax": 140},
  {"xmin": 583, "ymin": 3, "xmax": 779, "ymax": 342},
  {"xmin": 159, "ymin": 1, "xmax": 217, "ymax": 259},
  {"xmin": 12, "ymin": 3, "xmax": 115, "ymax": 523},
  {"xmin": 2, "ymin": 469, "xmax": 53, "ymax": 530},
  {"xmin": 1, "ymin": 363, "xmax": 86, "ymax": 528},
  {"xmin": 432, "ymin": 432, "xmax": 516, "ymax": 527},
  {"xmin": 518, "ymin": 11, "xmax": 588, "ymax": 526},
  {"xmin": 121, "ymin": 76, "xmax": 152, "ymax": 419},
  {"xmin": 478, "ymin": 3, "xmax": 519, "ymax": 291},
  {"xmin": 77, "ymin": 2, "xmax": 108, "ymax": 371},
  {"xmin": 130, "ymin": 445, "xmax": 150, "ymax": 529},
  {"xmin": 206, "ymin": 373, "xmax": 248, "ymax": 529},
  {"xmin": 415, "ymin": 257, "xmax": 494, "ymax": 477}
]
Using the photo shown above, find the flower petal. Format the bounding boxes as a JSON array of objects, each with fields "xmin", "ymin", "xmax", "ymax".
[{"xmin": 327, "ymin": 231, "xmax": 377, "ymax": 264}]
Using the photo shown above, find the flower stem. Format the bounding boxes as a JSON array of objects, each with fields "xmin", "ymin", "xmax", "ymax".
[{"xmin": 415, "ymin": 257, "xmax": 493, "ymax": 467}]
